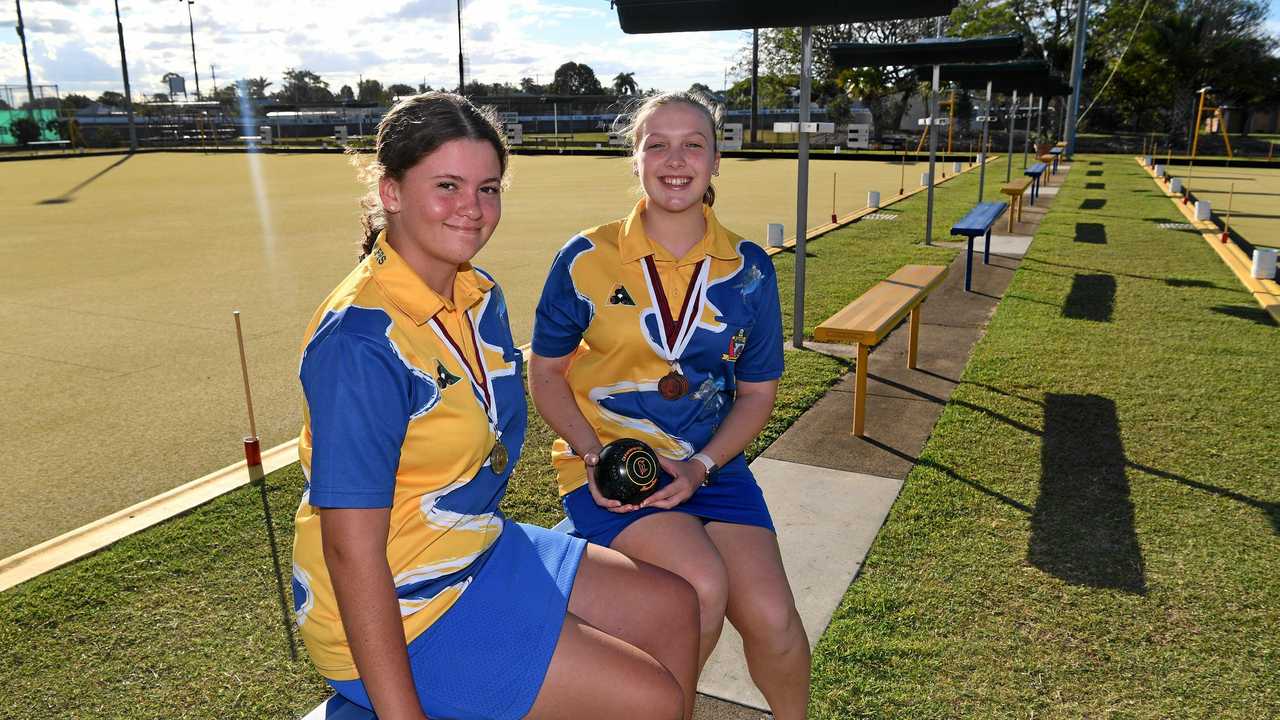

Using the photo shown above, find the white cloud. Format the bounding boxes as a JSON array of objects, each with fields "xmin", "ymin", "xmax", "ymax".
[{"xmin": 0, "ymin": 0, "xmax": 746, "ymax": 99}]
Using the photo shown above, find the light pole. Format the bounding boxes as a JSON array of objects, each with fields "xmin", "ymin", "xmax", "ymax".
[
  {"xmin": 14, "ymin": 0, "xmax": 37, "ymax": 122},
  {"xmin": 183, "ymin": 0, "xmax": 201, "ymax": 98},
  {"xmin": 456, "ymin": 0, "xmax": 464, "ymax": 94},
  {"xmin": 113, "ymin": 0, "xmax": 138, "ymax": 150}
]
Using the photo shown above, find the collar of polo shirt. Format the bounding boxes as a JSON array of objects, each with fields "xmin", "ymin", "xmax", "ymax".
[
  {"xmin": 619, "ymin": 197, "xmax": 740, "ymax": 266},
  {"xmin": 367, "ymin": 231, "xmax": 494, "ymax": 325}
]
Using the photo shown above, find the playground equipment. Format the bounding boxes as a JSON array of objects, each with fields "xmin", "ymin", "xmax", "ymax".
[{"xmin": 1184, "ymin": 86, "xmax": 1232, "ymax": 203}]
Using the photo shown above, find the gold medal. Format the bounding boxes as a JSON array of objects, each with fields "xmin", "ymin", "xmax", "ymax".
[{"xmin": 489, "ymin": 440, "xmax": 509, "ymax": 475}]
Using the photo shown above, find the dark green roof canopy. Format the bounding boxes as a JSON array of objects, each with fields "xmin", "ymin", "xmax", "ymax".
[
  {"xmin": 612, "ymin": 0, "xmax": 959, "ymax": 33},
  {"xmin": 830, "ymin": 35, "xmax": 1025, "ymax": 67},
  {"xmin": 911, "ymin": 60, "xmax": 1072, "ymax": 96}
]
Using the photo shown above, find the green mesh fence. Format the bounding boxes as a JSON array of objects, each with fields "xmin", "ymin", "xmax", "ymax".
[{"xmin": 0, "ymin": 108, "xmax": 63, "ymax": 145}]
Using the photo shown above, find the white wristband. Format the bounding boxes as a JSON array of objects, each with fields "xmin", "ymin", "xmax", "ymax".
[{"xmin": 691, "ymin": 452, "xmax": 717, "ymax": 483}]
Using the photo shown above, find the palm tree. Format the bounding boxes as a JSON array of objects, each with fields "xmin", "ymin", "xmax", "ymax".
[{"xmin": 613, "ymin": 72, "xmax": 639, "ymax": 96}]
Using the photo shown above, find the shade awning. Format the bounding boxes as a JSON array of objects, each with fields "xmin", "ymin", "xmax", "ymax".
[
  {"xmin": 613, "ymin": 0, "xmax": 959, "ymax": 33},
  {"xmin": 912, "ymin": 61, "xmax": 1072, "ymax": 96},
  {"xmin": 830, "ymin": 35, "xmax": 1025, "ymax": 68}
]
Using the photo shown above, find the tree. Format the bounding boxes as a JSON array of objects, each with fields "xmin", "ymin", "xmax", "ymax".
[
  {"xmin": 151, "ymin": 93, "xmax": 170, "ymax": 103},
  {"xmin": 748, "ymin": 19, "xmax": 934, "ymax": 137},
  {"xmin": 357, "ymin": 79, "xmax": 386, "ymax": 104},
  {"xmin": 278, "ymin": 68, "xmax": 332, "ymax": 103},
  {"xmin": 688, "ymin": 82, "xmax": 718, "ymax": 99},
  {"xmin": 242, "ymin": 77, "xmax": 272, "ymax": 99},
  {"xmin": 725, "ymin": 74, "xmax": 793, "ymax": 110},
  {"xmin": 62, "ymin": 94, "xmax": 94, "ymax": 112},
  {"xmin": 96, "ymin": 91, "xmax": 126, "ymax": 108},
  {"xmin": 551, "ymin": 62, "xmax": 604, "ymax": 95},
  {"xmin": 338, "ymin": 85, "xmax": 355, "ymax": 102},
  {"xmin": 613, "ymin": 72, "xmax": 639, "ymax": 96},
  {"xmin": 387, "ymin": 83, "xmax": 416, "ymax": 98},
  {"xmin": 519, "ymin": 77, "xmax": 543, "ymax": 94},
  {"xmin": 10, "ymin": 117, "xmax": 42, "ymax": 145}
]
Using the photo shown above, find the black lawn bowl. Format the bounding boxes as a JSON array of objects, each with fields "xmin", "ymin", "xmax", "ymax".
[{"xmin": 596, "ymin": 438, "xmax": 661, "ymax": 505}]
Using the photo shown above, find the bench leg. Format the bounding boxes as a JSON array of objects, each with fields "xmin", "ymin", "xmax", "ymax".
[
  {"xmin": 1008, "ymin": 201, "xmax": 1015, "ymax": 232},
  {"xmin": 854, "ymin": 343, "xmax": 868, "ymax": 437},
  {"xmin": 983, "ymin": 227, "xmax": 992, "ymax": 265},
  {"xmin": 908, "ymin": 306, "xmax": 921, "ymax": 370},
  {"xmin": 964, "ymin": 236, "xmax": 974, "ymax": 292}
]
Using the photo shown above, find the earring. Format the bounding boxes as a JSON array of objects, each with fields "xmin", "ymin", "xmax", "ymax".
[{"xmin": 712, "ymin": 169, "xmax": 719, "ymax": 176}]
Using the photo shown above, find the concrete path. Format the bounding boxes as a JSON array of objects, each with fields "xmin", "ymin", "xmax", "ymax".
[{"xmin": 693, "ymin": 160, "xmax": 1072, "ymax": 718}]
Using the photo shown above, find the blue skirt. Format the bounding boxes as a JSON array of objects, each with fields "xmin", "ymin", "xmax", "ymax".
[
  {"xmin": 563, "ymin": 455, "xmax": 775, "ymax": 547},
  {"xmin": 328, "ymin": 519, "xmax": 586, "ymax": 720}
]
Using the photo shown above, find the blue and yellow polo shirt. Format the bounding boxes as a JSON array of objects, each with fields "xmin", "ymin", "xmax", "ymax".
[
  {"xmin": 532, "ymin": 199, "xmax": 783, "ymax": 496},
  {"xmin": 291, "ymin": 235, "xmax": 525, "ymax": 680}
]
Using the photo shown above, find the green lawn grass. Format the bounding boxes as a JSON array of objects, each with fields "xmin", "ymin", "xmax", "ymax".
[
  {"xmin": 809, "ymin": 155, "xmax": 1279, "ymax": 718},
  {"xmin": 0, "ymin": 163, "xmax": 1012, "ymax": 719}
]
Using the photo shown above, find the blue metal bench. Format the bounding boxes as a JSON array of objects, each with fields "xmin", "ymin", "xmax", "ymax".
[
  {"xmin": 950, "ymin": 202, "xmax": 1009, "ymax": 292},
  {"xmin": 1048, "ymin": 147, "xmax": 1063, "ymax": 174},
  {"xmin": 1024, "ymin": 162, "xmax": 1048, "ymax": 204},
  {"xmin": 300, "ymin": 515, "xmax": 578, "ymax": 719}
]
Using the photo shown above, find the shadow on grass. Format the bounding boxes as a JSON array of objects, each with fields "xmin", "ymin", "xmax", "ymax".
[
  {"xmin": 1079, "ymin": 199, "xmax": 1107, "ymax": 210},
  {"xmin": 1024, "ymin": 258, "xmax": 1233, "ymax": 291},
  {"xmin": 1075, "ymin": 222, "xmax": 1107, "ymax": 243},
  {"xmin": 1086, "ymin": 170, "xmax": 1103, "ymax": 176},
  {"xmin": 1211, "ymin": 304, "xmax": 1278, "ymax": 326},
  {"xmin": 37, "ymin": 153, "xmax": 133, "ymax": 205},
  {"xmin": 1062, "ymin": 273, "xmax": 1115, "ymax": 321},
  {"xmin": 953, "ymin": 389, "xmax": 1279, "ymax": 536},
  {"xmin": 1085, "ymin": 182, "xmax": 1106, "ymax": 190},
  {"xmin": 1031, "ymin": 394, "xmax": 1146, "ymax": 594}
]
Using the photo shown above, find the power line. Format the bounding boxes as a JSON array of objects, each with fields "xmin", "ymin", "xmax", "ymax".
[{"xmin": 1077, "ymin": 0, "xmax": 1152, "ymax": 124}]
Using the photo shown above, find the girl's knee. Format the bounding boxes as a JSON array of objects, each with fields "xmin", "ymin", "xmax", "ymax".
[
  {"xmin": 741, "ymin": 595, "xmax": 806, "ymax": 652},
  {"xmin": 680, "ymin": 556, "xmax": 729, "ymax": 622}
]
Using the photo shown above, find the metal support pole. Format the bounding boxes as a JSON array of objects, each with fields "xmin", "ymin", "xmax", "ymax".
[
  {"xmin": 1065, "ymin": 0, "xmax": 1088, "ymax": 157},
  {"xmin": 924, "ymin": 63, "xmax": 940, "ymax": 245},
  {"xmin": 1035, "ymin": 96, "xmax": 1044, "ymax": 150},
  {"xmin": 792, "ymin": 25, "xmax": 812, "ymax": 349},
  {"xmin": 979, "ymin": 80, "xmax": 992, "ymax": 202},
  {"xmin": 1023, "ymin": 92, "xmax": 1033, "ymax": 169},
  {"xmin": 1006, "ymin": 90, "xmax": 1017, "ymax": 182},
  {"xmin": 750, "ymin": 28, "xmax": 759, "ymax": 145},
  {"xmin": 113, "ymin": 0, "xmax": 138, "ymax": 151},
  {"xmin": 186, "ymin": 1, "xmax": 200, "ymax": 98}
]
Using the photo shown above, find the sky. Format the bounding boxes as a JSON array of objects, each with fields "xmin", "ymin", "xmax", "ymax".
[
  {"xmin": 0, "ymin": 1, "xmax": 1277, "ymax": 104},
  {"xmin": 0, "ymin": 0, "xmax": 747, "ymax": 102}
]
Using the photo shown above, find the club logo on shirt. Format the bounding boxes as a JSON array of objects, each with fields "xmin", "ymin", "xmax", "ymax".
[
  {"xmin": 435, "ymin": 359, "xmax": 462, "ymax": 388},
  {"xmin": 722, "ymin": 328, "xmax": 747, "ymax": 362},
  {"xmin": 373, "ymin": 247, "xmax": 387, "ymax": 265},
  {"xmin": 609, "ymin": 284, "xmax": 636, "ymax": 306}
]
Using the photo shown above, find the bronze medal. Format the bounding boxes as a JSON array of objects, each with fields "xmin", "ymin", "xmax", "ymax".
[
  {"xmin": 658, "ymin": 370, "xmax": 689, "ymax": 400},
  {"xmin": 489, "ymin": 440, "xmax": 509, "ymax": 475}
]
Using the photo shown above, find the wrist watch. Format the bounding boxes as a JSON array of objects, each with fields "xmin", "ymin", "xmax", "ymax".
[{"xmin": 691, "ymin": 452, "xmax": 718, "ymax": 486}]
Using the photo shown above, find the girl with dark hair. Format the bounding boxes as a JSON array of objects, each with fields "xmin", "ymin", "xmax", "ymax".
[
  {"xmin": 292, "ymin": 92, "xmax": 698, "ymax": 720},
  {"xmin": 529, "ymin": 91, "xmax": 811, "ymax": 719}
]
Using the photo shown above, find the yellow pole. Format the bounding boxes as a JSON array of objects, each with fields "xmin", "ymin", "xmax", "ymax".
[
  {"xmin": 1217, "ymin": 109, "xmax": 1232, "ymax": 159},
  {"xmin": 1186, "ymin": 88, "xmax": 1208, "ymax": 202},
  {"xmin": 946, "ymin": 89, "xmax": 955, "ymax": 154},
  {"xmin": 1221, "ymin": 183, "xmax": 1234, "ymax": 243}
]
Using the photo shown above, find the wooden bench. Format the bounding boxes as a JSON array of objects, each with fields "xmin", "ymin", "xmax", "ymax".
[
  {"xmin": 1039, "ymin": 153, "xmax": 1054, "ymax": 174},
  {"xmin": 951, "ymin": 202, "xmax": 1008, "ymax": 293},
  {"xmin": 814, "ymin": 264, "xmax": 949, "ymax": 437},
  {"xmin": 1023, "ymin": 162, "xmax": 1048, "ymax": 204},
  {"xmin": 999, "ymin": 177, "xmax": 1032, "ymax": 231}
]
